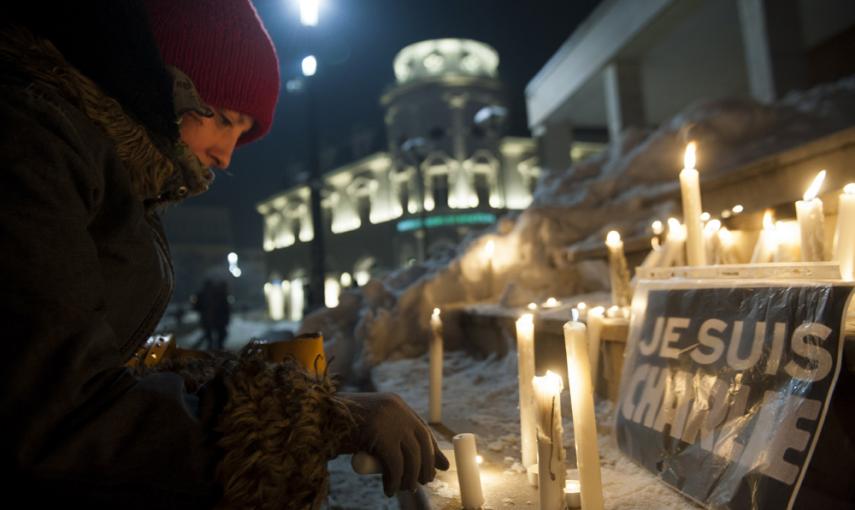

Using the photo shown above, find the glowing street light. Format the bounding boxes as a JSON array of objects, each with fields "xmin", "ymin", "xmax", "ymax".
[
  {"xmin": 298, "ymin": 0, "xmax": 320, "ymax": 26},
  {"xmin": 301, "ymin": 55, "xmax": 317, "ymax": 77}
]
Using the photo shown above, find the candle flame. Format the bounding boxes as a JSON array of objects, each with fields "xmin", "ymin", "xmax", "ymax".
[
  {"xmin": 721, "ymin": 209, "xmax": 732, "ymax": 219},
  {"xmin": 565, "ymin": 479, "xmax": 581, "ymax": 492},
  {"xmin": 475, "ymin": 455, "xmax": 483, "ymax": 465},
  {"xmin": 606, "ymin": 230, "xmax": 621, "ymax": 245},
  {"xmin": 700, "ymin": 212, "xmax": 711, "ymax": 222},
  {"xmin": 731, "ymin": 204, "xmax": 744, "ymax": 214},
  {"xmin": 775, "ymin": 220, "xmax": 800, "ymax": 243},
  {"xmin": 704, "ymin": 219, "xmax": 722, "ymax": 235},
  {"xmin": 484, "ymin": 239, "xmax": 495, "ymax": 258},
  {"xmin": 527, "ymin": 302, "xmax": 538, "ymax": 311},
  {"xmin": 432, "ymin": 308, "xmax": 440, "ymax": 320},
  {"xmin": 532, "ymin": 370, "xmax": 563, "ymax": 394},
  {"xmin": 607, "ymin": 305, "xmax": 621, "ymax": 318},
  {"xmin": 571, "ymin": 308, "xmax": 580, "ymax": 322},
  {"xmin": 651, "ymin": 220, "xmax": 664, "ymax": 235},
  {"xmin": 576, "ymin": 302, "xmax": 587, "ymax": 311},
  {"xmin": 517, "ymin": 313, "xmax": 534, "ymax": 329},
  {"xmin": 763, "ymin": 210, "xmax": 775, "ymax": 230},
  {"xmin": 803, "ymin": 170, "xmax": 826, "ymax": 201},
  {"xmin": 544, "ymin": 297, "xmax": 559, "ymax": 307},
  {"xmin": 844, "ymin": 183, "xmax": 855, "ymax": 195},
  {"xmin": 590, "ymin": 305, "xmax": 606, "ymax": 318},
  {"xmin": 684, "ymin": 141, "xmax": 697, "ymax": 170}
]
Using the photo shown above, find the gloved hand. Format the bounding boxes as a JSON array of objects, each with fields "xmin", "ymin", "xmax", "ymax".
[{"xmin": 337, "ymin": 392, "xmax": 450, "ymax": 496}]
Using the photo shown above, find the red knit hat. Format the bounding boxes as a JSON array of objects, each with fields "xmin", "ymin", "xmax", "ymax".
[{"xmin": 144, "ymin": 0, "xmax": 280, "ymax": 145}]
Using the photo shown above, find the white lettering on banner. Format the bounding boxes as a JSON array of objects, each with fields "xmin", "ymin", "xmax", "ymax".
[
  {"xmin": 621, "ymin": 364, "xmax": 824, "ymax": 485},
  {"xmin": 692, "ymin": 318, "xmax": 727, "ymax": 365},
  {"xmin": 784, "ymin": 323, "xmax": 833, "ymax": 382},
  {"xmin": 638, "ymin": 316, "xmax": 664, "ymax": 356},
  {"xmin": 635, "ymin": 319, "xmax": 833, "ymax": 379},
  {"xmin": 660, "ymin": 317, "xmax": 690, "ymax": 359}
]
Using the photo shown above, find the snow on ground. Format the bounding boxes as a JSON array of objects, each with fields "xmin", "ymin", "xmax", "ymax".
[{"xmin": 373, "ymin": 351, "xmax": 700, "ymax": 509}]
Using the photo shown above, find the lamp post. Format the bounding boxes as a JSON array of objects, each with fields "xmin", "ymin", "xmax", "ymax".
[
  {"xmin": 299, "ymin": 1, "xmax": 325, "ymax": 312},
  {"xmin": 400, "ymin": 137, "xmax": 431, "ymax": 263}
]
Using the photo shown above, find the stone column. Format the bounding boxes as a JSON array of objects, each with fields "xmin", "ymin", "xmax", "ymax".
[{"xmin": 603, "ymin": 60, "xmax": 646, "ymax": 158}]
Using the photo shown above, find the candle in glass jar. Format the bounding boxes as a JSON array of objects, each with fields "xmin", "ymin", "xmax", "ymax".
[
  {"xmin": 563, "ymin": 321, "xmax": 605, "ymax": 510},
  {"xmin": 834, "ymin": 183, "xmax": 855, "ymax": 280},
  {"xmin": 429, "ymin": 308, "xmax": 443, "ymax": 424},
  {"xmin": 679, "ymin": 142, "xmax": 706, "ymax": 265},
  {"xmin": 795, "ymin": 170, "xmax": 827, "ymax": 262},
  {"xmin": 453, "ymin": 433, "xmax": 485, "ymax": 510},
  {"xmin": 515, "ymin": 313, "xmax": 537, "ymax": 478},
  {"xmin": 532, "ymin": 371, "xmax": 565, "ymax": 510},
  {"xmin": 605, "ymin": 231, "xmax": 632, "ymax": 307}
]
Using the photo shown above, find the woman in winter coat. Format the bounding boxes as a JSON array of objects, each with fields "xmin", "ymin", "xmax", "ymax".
[{"xmin": 0, "ymin": 1, "xmax": 447, "ymax": 508}]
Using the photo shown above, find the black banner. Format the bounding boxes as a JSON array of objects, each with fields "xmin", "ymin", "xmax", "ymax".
[{"xmin": 616, "ymin": 281, "xmax": 854, "ymax": 510}]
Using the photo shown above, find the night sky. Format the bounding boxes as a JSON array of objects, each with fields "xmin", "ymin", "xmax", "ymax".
[{"xmin": 192, "ymin": 0, "xmax": 602, "ymax": 248}]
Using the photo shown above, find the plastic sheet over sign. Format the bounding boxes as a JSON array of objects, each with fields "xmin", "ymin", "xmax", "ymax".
[{"xmin": 615, "ymin": 278, "xmax": 854, "ymax": 510}]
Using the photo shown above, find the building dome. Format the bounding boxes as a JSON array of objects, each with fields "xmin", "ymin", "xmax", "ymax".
[{"xmin": 393, "ymin": 39, "xmax": 499, "ymax": 84}]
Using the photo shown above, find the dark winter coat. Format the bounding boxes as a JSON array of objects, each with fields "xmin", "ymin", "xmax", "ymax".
[{"xmin": 0, "ymin": 4, "xmax": 353, "ymax": 509}]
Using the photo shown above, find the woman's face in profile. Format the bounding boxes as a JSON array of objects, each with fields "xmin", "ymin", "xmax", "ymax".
[{"xmin": 180, "ymin": 107, "xmax": 254, "ymax": 171}]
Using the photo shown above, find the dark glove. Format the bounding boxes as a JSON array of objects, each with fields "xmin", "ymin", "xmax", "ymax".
[{"xmin": 337, "ymin": 392, "xmax": 450, "ymax": 496}]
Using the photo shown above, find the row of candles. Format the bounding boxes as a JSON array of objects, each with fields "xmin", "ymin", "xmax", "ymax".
[
  {"xmin": 430, "ymin": 302, "xmax": 623, "ymax": 509},
  {"xmin": 635, "ymin": 142, "xmax": 854, "ymax": 278}
]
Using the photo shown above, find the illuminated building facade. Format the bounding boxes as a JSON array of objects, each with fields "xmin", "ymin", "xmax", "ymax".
[{"xmin": 258, "ymin": 39, "xmax": 539, "ymax": 320}]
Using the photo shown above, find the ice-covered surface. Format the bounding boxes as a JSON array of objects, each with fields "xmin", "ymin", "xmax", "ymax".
[
  {"xmin": 373, "ymin": 351, "xmax": 701, "ymax": 509},
  {"xmin": 298, "ymin": 76, "xmax": 855, "ymax": 380}
]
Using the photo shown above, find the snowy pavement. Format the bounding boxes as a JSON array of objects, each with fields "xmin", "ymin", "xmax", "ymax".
[{"xmin": 372, "ymin": 351, "xmax": 701, "ymax": 509}]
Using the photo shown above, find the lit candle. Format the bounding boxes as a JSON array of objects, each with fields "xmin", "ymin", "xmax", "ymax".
[
  {"xmin": 703, "ymin": 219, "xmax": 722, "ymax": 264},
  {"xmin": 484, "ymin": 239, "xmax": 496, "ymax": 296},
  {"xmin": 795, "ymin": 170, "xmax": 827, "ymax": 262},
  {"xmin": 564, "ymin": 479, "xmax": 581, "ymax": 509},
  {"xmin": 835, "ymin": 183, "xmax": 855, "ymax": 280},
  {"xmin": 679, "ymin": 142, "xmax": 706, "ymax": 265},
  {"xmin": 563, "ymin": 321, "xmax": 605, "ymax": 510},
  {"xmin": 751, "ymin": 210, "xmax": 778, "ymax": 263},
  {"xmin": 605, "ymin": 231, "xmax": 632, "ymax": 307},
  {"xmin": 453, "ymin": 433, "xmax": 485, "ymax": 510},
  {"xmin": 659, "ymin": 218, "xmax": 687, "ymax": 267},
  {"xmin": 775, "ymin": 220, "xmax": 802, "ymax": 262},
  {"xmin": 543, "ymin": 297, "xmax": 560, "ymax": 308},
  {"xmin": 532, "ymin": 371, "xmax": 565, "ymax": 510},
  {"xmin": 640, "ymin": 236, "xmax": 663, "ymax": 269},
  {"xmin": 429, "ymin": 308, "xmax": 443, "ymax": 424},
  {"xmin": 527, "ymin": 302, "xmax": 538, "ymax": 311},
  {"xmin": 575, "ymin": 302, "xmax": 588, "ymax": 322},
  {"xmin": 586, "ymin": 306, "xmax": 605, "ymax": 388},
  {"xmin": 651, "ymin": 220, "xmax": 664, "ymax": 238},
  {"xmin": 717, "ymin": 227, "xmax": 742, "ymax": 264},
  {"xmin": 515, "ymin": 313, "xmax": 538, "ymax": 479}
]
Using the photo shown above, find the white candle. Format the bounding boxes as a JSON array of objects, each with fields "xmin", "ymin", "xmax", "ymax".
[
  {"xmin": 605, "ymin": 231, "xmax": 632, "ymax": 307},
  {"xmin": 484, "ymin": 240, "xmax": 496, "ymax": 296},
  {"xmin": 586, "ymin": 306, "xmax": 605, "ymax": 390},
  {"xmin": 429, "ymin": 308, "xmax": 443, "ymax": 424},
  {"xmin": 774, "ymin": 220, "xmax": 802, "ymax": 262},
  {"xmin": 795, "ymin": 170, "xmax": 827, "ymax": 262},
  {"xmin": 533, "ymin": 371, "xmax": 565, "ymax": 510},
  {"xmin": 453, "ymin": 433, "xmax": 485, "ymax": 510},
  {"xmin": 717, "ymin": 227, "xmax": 742, "ymax": 264},
  {"xmin": 751, "ymin": 210, "xmax": 778, "ymax": 263},
  {"xmin": 564, "ymin": 479, "xmax": 581, "ymax": 509},
  {"xmin": 703, "ymin": 219, "xmax": 722, "ymax": 264},
  {"xmin": 543, "ymin": 297, "xmax": 560, "ymax": 308},
  {"xmin": 659, "ymin": 218, "xmax": 687, "ymax": 267},
  {"xmin": 834, "ymin": 184, "xmax": 855, "ymax": 280},
  {"xmin": 640, "ymin": 236, "xmax": 663, "ymax": 269},
  {"xmin": 563, "ymin": 321, "xmax": 605, "ymax": 510},
  {"xmin": 515, "ymin": 313, "xmax": 538, "ymax": 478},
  {"xmin": 679, "ymin": 142, "xmax": 706, "ymax": 265},
  {"xmin": 575, "ymin": 302, "xmax": 588, "ymax": 322}
]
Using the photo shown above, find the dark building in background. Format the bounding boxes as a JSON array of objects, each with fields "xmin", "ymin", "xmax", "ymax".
[{"xmin": 257, "ymin": 39, "xmax": 552, "ymax": 320}]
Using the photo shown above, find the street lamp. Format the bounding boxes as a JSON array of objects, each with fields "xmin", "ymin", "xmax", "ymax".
[
  {"xmin": 298, "ymin": 0, "xmax": 321, "ymax": 27},
  {"xmin": 400, "ymin": 137, "xmax": 432, "ymax": 263}
]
